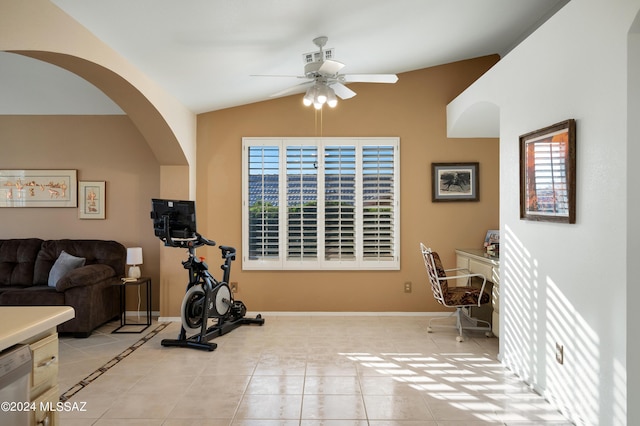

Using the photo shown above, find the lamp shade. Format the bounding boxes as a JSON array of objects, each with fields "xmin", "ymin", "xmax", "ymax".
[
  {"xmin": 126, "ymin": 247, "xmax": 143, "ymax": 279},
  {"xmin": 126, "ymin": 247, "xmax": 143, "ymax": 265}
]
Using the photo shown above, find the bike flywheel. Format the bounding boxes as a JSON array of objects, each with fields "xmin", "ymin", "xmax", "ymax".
[{"xmin": 180, "ymin": 285, "xmax": 206, "ymax": 333}]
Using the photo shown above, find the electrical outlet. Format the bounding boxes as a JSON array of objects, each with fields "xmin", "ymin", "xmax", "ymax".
[
  {"xmin": 555, "ymin": 342, "xmax": 564, "ymax": 364},
  {"xmin": 404, "ymin": 281, "xmax": 412, "ymax": 293},
  {"xmin": 230, "ymin": 282, "xmax": 238, "ymax": 293}
]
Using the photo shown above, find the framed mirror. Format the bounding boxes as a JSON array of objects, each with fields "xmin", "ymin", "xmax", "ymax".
[{"xmin": 519, "ymin": 119, "xmax": 576, "ymax": 223}]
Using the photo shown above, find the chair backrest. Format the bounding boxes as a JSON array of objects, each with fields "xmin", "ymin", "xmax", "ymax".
[{"xmin": 420, "ymin": 243, "xmax": 449, "ymax": 306}]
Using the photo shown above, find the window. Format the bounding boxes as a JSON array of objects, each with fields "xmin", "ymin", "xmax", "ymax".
[{"xmin": 242, "ymin": 137, "xmax": 400, "ymax": 270}]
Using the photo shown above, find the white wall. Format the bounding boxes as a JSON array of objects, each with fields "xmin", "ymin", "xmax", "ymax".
[
  {"xmin": 627, "ymin": 13, "xmax": 640, "ymax": 426},
  {"xmin": 448, "ymin": 0, "xmax": 640, "ymax": 424}
]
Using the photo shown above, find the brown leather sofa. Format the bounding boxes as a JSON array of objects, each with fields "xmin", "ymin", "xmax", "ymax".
[{"xmin": 0, "ymin": 238, "xmax": 125, "ymax": 337}]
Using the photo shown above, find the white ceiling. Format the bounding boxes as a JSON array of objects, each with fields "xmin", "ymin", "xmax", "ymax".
[{"xmin": 2, "ymin": 0, "xmax": 569, "ymax": 114}]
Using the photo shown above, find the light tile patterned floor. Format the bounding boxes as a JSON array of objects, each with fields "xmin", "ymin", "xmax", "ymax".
[{"xmin": 58, "ymin": 315, "xmax": 572, "ymax": 425}]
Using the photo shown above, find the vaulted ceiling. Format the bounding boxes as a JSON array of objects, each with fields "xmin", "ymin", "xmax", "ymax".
[{"xmin": 0, "ymin": 0, "xmax": 569, "ymax": 114}]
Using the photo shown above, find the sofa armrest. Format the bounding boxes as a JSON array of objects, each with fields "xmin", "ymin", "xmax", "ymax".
[{"xmin": 55, "ymin": 264, "xmax": 117, "ymax": 291}]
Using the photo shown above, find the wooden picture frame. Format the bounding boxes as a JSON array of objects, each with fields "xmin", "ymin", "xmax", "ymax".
[
  {"xmin": 431, "ymin": 162, "xmax": 479, "ymax": 202},
  {"xmin": 0, "ymin": 169, "xmax": 77, "ymax": 207},
  {"xmin": 78, "ymin": 181, "xmax": 106, "ymax": 219},
  {"xmin": 520, "ymin": 119, "xmax": 576, "ymax": 223}
]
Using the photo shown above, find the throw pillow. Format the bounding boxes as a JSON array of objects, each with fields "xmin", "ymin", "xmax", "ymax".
[{"xmin": 48, "ymin": 250, "xmax": 86, "ymax": 287}]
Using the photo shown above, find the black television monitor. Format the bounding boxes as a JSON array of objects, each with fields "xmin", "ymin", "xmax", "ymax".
[{"xmin": 151, "ymin": 199, "xmax": 197, "ymax": 242}]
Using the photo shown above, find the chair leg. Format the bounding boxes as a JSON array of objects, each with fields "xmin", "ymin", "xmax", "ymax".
[
  {"xmin": 454, "ymin": 308, "xmax": 464, "ymax": 342},
  {"xmin": 458, "ymin": 307, "xmax": 493, "ymax": 341},
  {"xmin": 428, "ymin": 307, "xmax": 493, "ymax": 342},
  {"xmin": 427, "ymin": 310, "xmax": 456, "ymax": 333}
]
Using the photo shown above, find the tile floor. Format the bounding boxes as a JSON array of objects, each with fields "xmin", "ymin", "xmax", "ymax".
[{"xmin": 57, "ymin": 315, "xmax": 572, "ymax": 425}]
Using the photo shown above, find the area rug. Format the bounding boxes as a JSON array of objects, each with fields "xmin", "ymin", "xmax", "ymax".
[{"xmin": 59, "ymin": 322, "xmax": 170, "ymax": 402}]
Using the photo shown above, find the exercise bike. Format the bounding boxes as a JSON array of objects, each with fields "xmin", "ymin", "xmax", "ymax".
[{"xmin": 151, "ymin": 199, "xmax": 264, "ymax": 351}]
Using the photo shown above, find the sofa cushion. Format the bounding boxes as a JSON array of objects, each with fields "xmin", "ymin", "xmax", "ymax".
[
  {"xmin": 48, "ymin": 250, "xmax": 86, "ymax": 287},
  {"xmin": 34, "ymin": 240, "xmax": 126, "ymax": 285},
  {"xmin": 0, "ymin": 285, "xmax": 65, "ymax": 305},
  {"xmin": 0, "ymin": 239, "xmax": 44, "ymax": 286},
  {"xmin": 56, "ymin": 264, "xmax": 116, "ymax": 292}
]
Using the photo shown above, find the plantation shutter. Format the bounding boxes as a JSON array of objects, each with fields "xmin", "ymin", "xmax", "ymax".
[
  {"xmin": 286, "ymin": 145, "xmax": 318, "ymax": 260},
  {"xmin": 324, "ymin": 145, "xmax": 356, "ymax": 261},
  {"xmin": 362, "ymin": 144, "xmax": 396, "ymax": 262},
  {"xmin": 247, "ymin": 145, "xmax": 280, "ymax": 260},
  {"xmin": 242, "ymin": 137, "xmax": 399, "ymax": 270}
]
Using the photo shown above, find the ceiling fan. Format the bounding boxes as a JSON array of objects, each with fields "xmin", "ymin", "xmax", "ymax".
[{"xmin": 258, "ymin": 36, "xmax": 398, "ymax": 109}]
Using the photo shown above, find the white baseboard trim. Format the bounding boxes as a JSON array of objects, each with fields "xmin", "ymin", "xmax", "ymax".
[
  {"xmin": 124, "ymin": 310, "xmax": 160, "ymax": 317},
  {"xmin": 158, "ymin": 311, "xmax": 446, "ymax": 322}
]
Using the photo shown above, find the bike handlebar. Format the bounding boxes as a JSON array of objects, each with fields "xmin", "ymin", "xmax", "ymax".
[{"xmin": 195, "ymin": 233, "xmax": 216, "ymax": 247}]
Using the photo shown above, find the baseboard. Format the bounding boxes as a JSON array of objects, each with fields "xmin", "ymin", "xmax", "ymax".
[
  {"xmin": 158, "ymin": 311, "xmax": 445, "ymax": 322},
  {"xmin": 124, "ymin": 310, "xmax": 160, "ymax": 317}
]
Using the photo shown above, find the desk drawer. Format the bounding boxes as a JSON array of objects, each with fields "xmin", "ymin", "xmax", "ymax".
[
  {"xmin": 30, "ymin": 333, "xmax": 58, "ymax": 390},
  {"xmin": 469, "ymin": 259, "xmax": 493, "ymax": 281}
]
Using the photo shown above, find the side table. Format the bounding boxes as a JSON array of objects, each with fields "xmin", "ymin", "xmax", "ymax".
[{"xmin": 112, "ymin": 276, "xmax": 152, "ymax": 333}]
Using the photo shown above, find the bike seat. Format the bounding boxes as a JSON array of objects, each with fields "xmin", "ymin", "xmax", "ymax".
[{"xmin": 219, "ymin": 245, "xmax": 236, "ymax": 260}]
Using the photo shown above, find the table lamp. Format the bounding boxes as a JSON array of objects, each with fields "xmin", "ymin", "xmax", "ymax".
[{"xmin": 126, "ymin": 247, "xmax": 143, "ymax": 279}]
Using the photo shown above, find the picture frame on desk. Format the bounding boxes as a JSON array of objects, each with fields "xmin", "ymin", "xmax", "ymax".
[
  {"xmin": 484, "ymin": 229, "xmax": 500, "ymax": 256},
  {"xmin": 484, "ymin": 230, "xmax": 500, "ymax": 246},
  {"xmin": 431, "ymin": 162, "xmax": 479, "ymax": 202}
]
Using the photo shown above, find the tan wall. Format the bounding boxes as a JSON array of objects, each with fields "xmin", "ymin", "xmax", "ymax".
[
  {"xmin": 195, "ymin": 55, "xmax": 500, "ymax": 313},
  {"xmin": 0, "ymin": 115, "xmax": 161, "ymax": 311},
  {"xmin": 158, "ymin": 165, "xmax": 190, "ymax": 317}
]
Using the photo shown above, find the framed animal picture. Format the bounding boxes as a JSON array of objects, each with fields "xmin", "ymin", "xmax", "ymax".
[{"xmin": 431, "ymin": 162, "xmax": 479, "ymax": 202}]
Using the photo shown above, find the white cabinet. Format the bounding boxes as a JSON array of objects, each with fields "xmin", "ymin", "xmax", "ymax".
[
  {"xmin": 456, "ymin": 249, "xmax": 500, "ymax": 339},
  {"xmin": 22, "ymin": 331, "xmax": 60, "ymax": 426},
  {"xmin": 0, "ymin": 307, "xmax": 74, "ymax": 426}
]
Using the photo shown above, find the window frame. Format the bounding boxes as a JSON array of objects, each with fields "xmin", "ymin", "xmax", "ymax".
[{"xmin": 242, "ymin": 137, "xmax": 400, "ymax": 271}]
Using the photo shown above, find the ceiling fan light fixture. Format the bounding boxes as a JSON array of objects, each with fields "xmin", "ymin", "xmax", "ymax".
[
  {"xmin": 303, "ymin": 86, "xmax": 316, "ymax": 106},
  {"xmin": 316, "ymin": 84, "xmax": 328, "ymax": 104},
  {"xmin": 304, "ymin": 82, "xmax": 338, "ymax": 109},
  {"xmin": 327, "ymin": 88, "xmax": 338, "ymax": 108}
]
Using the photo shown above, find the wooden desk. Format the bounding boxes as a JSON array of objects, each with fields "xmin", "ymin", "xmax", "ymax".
[{"xmin": 455, "ymin": 249, "xmax": 500, "ymax": 339}]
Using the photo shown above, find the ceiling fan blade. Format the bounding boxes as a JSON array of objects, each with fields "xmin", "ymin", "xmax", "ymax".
[
  {"xmin": 270, "ymin": 81, "xmax": 313, "ymax": 97},
  {"xmin": 341, "ymin": 74, "xmax": 398, "ymax": 84},
  {"xmin": 250, "ymin": 74, "xmax": 306, "ymax": 78},
  {"xmin": 331, "ymin": 82, "xmax": 357, "ymax": 100},
  {"xmin": 318, "ymin": 59, "xmax": 345, "ymax": 75}
]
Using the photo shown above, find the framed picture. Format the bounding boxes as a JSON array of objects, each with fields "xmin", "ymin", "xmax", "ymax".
[
  {"xmin": 484, "ymin": 229, "xmax": 500, "ymax": 256},
  {"xmin": 520, "ymin": 119, "xmax": 576, "ymax": 223},
  {"xmin": 431, "ymin": 162, "xmax": 479, "ymax": 202},
  {"xmin": 484, "ymin": 229, "xmax": 500, "ymax": 246},
  {"xmin": 78, "ymin": 181, "xmax": 105, "ymax": 219},
  {"xmin": 0, "ymin": 169, "xmax": 77, "ymax": 207}
]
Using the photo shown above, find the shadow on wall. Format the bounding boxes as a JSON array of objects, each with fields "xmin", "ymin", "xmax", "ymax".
[{"xmin": 502, "ymin": 225, "xmax": 626, "ymax": 425}]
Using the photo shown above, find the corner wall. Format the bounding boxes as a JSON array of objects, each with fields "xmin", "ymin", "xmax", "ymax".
[
  {"xmin": 193, "ymin": 56, "xmax": 500, "ymax": 316},
  {"xmin": 447, "ymin": 0, "xmax": 640, "ymax": 424}
]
